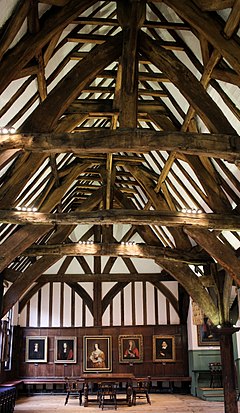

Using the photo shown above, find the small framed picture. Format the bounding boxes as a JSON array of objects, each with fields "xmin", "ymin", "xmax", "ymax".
[
  {"xmin": 83, "ymin": 336, "xmax": 112, "ymax": 372},
  {"xmin": 197, "ymin": 316, "xmax": 219, "ymax": 346},
  {"xmin": 118, "ymin": 335, "xmax": 143, "ymax": 363},
  {"xmin": 153, "ymin": 335, "xmax": 175, "ymax": 362},
  {"xmin": 54, "ymin": 337, "xmax": 77, "ymax": 363},
  {"xmin": 25, "ymin": 336, "xmax": 48, "ymax": 363}
]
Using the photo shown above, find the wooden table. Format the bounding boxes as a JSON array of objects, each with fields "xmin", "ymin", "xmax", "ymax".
[{"xmin": 81, "ymin": 373, "xmax": 135, "ymax": 407}]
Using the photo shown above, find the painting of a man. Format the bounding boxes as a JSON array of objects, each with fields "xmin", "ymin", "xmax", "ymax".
[
  {"xmin": 153, "ymin": 335, "xmax": 175, "ymax": 362},
  {"xmin": 26, "ymin": 336, "xmax": 47, "ymax": 362},
  {"xmin": 54, "ymin": 337, "xmax": 76, "ymax": 363}
]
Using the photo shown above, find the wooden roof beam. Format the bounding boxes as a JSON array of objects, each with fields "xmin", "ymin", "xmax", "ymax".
[
  {"xmin": 163, "ymin": 0, "xmax": 240, "ymax": 76},
  {"xmin": 21, "ymin": 242, "xmax": 211, "ymax": 265},
  {"xmin": 139, "ymin": 30, "xmax": 236, "ymax": 134},
  {"xmin": 0, "ymin": 0, "xmax": 98, "ymax": 95},
  {"xmin": 1, "ymin": 130, "xmax": 240, "ymax": 161},
  {"xmin": 1, "ymin": 209, "xmax": 240, "ymax": 230}
]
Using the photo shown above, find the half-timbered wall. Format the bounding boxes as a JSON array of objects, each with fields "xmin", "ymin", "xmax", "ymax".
[{"xmin": 18, "ymin": 280, "xmax": 179, "ymax": 327}]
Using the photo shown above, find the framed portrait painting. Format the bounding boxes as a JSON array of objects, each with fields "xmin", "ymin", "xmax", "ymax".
[
  {"xmin": 153, "ymin": 335, "xmax": 175, "ymax": 362},
  {"xmin": 197, "ymin": 316, "xmax": 219, "ymax": 346},
  {"xmin": 83, "ymin": 335, "xmax": 112, "ymax": 372},
  {"xmin": 25, "ymin": 336, "xmax": 47, "ymax": 363},
  {"xmin": 118, "ymin": 335, "xmax": 143, "ymax": 363},
  {"xmin": 54, "ymin": 337, "xmax": 77, "ymax": 363}
]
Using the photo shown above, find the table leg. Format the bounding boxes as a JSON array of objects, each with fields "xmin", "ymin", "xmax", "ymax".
[
  {"xmin": 126, "ymin": 384, "xmax": 132, "ymax": 406},
  {"xmin": 83, "ymin": 383, "xmax": 88, "ymax": 407}
]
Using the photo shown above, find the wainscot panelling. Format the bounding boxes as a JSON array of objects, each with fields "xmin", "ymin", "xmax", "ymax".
[{"xmin": 17, "ymin": 324, "xmax": 189, "ymax": 379}]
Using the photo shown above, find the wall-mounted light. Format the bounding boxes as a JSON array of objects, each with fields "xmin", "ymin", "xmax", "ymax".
[
  {"xmin": 0, "ymin": 126, "xmax": 16, "ymax": 134},
  {"xmin": 181, "ymin": 207, "xmax": 203, "ymax": 214},
  {"xmin": 16, "ymin": 206, "xmax": 38, "ymax": 212}
]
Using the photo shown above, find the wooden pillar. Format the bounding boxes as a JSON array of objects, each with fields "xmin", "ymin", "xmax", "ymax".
[
  {"xmin": 0, "ymin": 274, "xmax": 3, "ymax": 318},
  {"xmin": 93, "ymin": 226, "xmax": 102, "ymax": 326},
  {"xmin": 218, "ymin": 326, "xmax": 239, "ymax": 413}
]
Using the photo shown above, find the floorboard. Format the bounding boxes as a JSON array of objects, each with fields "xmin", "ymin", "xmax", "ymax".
[{"xmin": 14, "ymin": 394, "xmax": 240, "ymax": 413}]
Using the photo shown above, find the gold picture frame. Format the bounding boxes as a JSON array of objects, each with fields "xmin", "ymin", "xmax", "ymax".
[
  {"xmin": 153, "ymin": 335, "xmax": 175, "ymax": 362},
  {"xmin": 54, "ymin": 337, "xmax": 77, "ymax": 363},
  {"xmin": 25, "ymin": 336, "xmax": 48, "ymax": 363},
  {"xmin": 83, "ymin": 335, "xmax": 112, "ymax": 372},
  {"xmin": 118, "ymin": 335, "xmax": 143, "ymax": 363}
]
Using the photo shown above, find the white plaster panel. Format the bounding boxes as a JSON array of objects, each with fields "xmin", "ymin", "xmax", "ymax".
[
  {"xmin": 135, "ymin": 282, "xmax": 143, "ymax": 325},
  {"xmin": 40, "ymin": 284, "xmax": 49, "ymax": 327},
  {"xmin": 113, "ymin": 292, "xmax": 121, "ymax": 325},
  {"xmin": 75, "ymin": 294, "xmax": 83, "ymax": 327},
  {"xmin": 124, "ymin": 284, "xmax": 132, "ymax": 325},
  {"xmin": 52, "ymin": 283, "xmax": 61, "ymax": 327},
  {"xmin": 29, "ymin": 294, "xmax": 38, "ymax": 327},
  {"xmin": 63, "ymin": 284, "xmax": 71, "ymax": 327},
  {"xmin": 147, "ymin": 282, "xmax": 155, "ymax": 325},
  {"xmin": 158, "ymin": 290, "xmax": 167, "ymax": 324}
]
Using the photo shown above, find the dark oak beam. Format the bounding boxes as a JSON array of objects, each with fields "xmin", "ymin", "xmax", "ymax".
[
  {"xmin": 164, "ymin": 0, "xmax": 240, "ymax": 77},
  {"xmin": 66, "ymin": 99, "xmax": 166, "ymax": 114},
  {"xmin": 1, "ymin": 130, "xmax": 240, "ymax": 161},
  {"xmin": 21, "ymin": 242, "xmax": 211, "ymax": 265},
  {"xmin": 139, "ymin": 31, "xmax": 236, "ymax": 134},
  {"xmin": 193, "ymin": 0, "xmax": 235, "ymax": 11},
  {"xmin": 0, "ymin": 0, "xmax": 97, "ymax": 95},
  {"xmin": 1, "ymin": 209, "xmax": 240, "ymax": 230},
  {"xmin": 21, "ymin": 33, "xmax": 123, "ymax": 133},
  {"xmin": 184, "ymin": 227, "xmax": 240, "ymax": 286},
  {"xmin": 36, "ymin": 272, "xmax": 174, "ymax": 282}
]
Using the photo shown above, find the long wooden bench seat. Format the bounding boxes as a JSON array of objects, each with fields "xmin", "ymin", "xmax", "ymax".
[
  {"xmin": 150, "ymin": 376, "xmax": 192, "ymax": 382},
  {"xmin": 148, "ymin": 376, "xmax": 192, "ymax": 394}
]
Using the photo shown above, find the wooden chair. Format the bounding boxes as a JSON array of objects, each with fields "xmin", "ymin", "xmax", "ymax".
[
  {"xmin": 64, "ymin": 377, "xmax": 83, "ymax": 406},
  {"xmin": 98, "ymin": 382, "xmax": 117, "ymax": 410},
  {"xmin": 209, "ymin": 362, "xmax": 222, "ymax": 388},
  {"xmin": 132, "ymin": 378, "xmax": 151, "ymax": 406}
]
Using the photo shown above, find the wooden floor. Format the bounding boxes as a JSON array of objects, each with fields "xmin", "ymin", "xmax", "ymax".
[{"xmin": 14, "ymin": 394, "xmax": 240, "ymax": 413}]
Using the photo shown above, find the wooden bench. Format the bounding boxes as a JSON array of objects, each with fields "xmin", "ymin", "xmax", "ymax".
[
  {"xmin": 149, "ymin": 376, "xmax": 192, "ymax": 394},
  {"xmin": 21, "ymin": 378, "xmax": 69, "ymax": 396}
]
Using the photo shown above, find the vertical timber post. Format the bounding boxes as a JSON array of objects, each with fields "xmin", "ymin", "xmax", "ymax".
[{"xmin": 218, "ymin": 326, "xmax": 239, "ymax": 413}]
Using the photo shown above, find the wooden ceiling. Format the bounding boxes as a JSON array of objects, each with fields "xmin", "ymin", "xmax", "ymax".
[{"xmin": 0, "ymin": 0, "xmax": 240, "ymax": 325}]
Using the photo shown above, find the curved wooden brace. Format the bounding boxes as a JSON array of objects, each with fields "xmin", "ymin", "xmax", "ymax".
[
  {"xmin": 66, "ymin": 282, "xmax": 93, "ymax": 315},
  {"xmin": 18, "ymin": 282, "xmax": 47, "ymax": 314},
  {"xmin": 158, "ymin": 260, "xmax": 220, "ymax": 325},
  {"xmin": 151, "ymin": 281, "xmax": 179, "ymax": 316},
  {"xmin": 101, "ymin": 279, "xmax": 179, "ymax": 318},
  {"xmin": 102, "ymin": 282, "xmax": 129, "ymax": 314}
]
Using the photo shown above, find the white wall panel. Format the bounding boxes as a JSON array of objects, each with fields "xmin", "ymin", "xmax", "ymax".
[
  {"xmin": 29, "ymin": 294, "xmax": 38, "ymax": 326},
  {"xmin": 135, "ymin": 282, "xmax": 143, "ymax": 325},
  {"xmin": 81, "ymin": 282, "xmax": 93, "ymax": 299},
  {"xmin": 102, "ymin": 282, "xmax": 116, "ymax": 298},
  {"xmin": 52, "ymin": 283, "xmax": 60, "ymax": 327},
  {"xmin": 19, "ymin": 306, "xmax": 26, "ymax": 326},
  {"xmin": 102, "ymin": 305, "xmax": 110, "ymax": 326},
  {"xmin": 147, "ymin": 282, "xmax": 155, "ymax": 325},
  {"xmin": 158, "ymin": 290, "xmax": 167, "ymax": 324},
  {"xmin": 113, "ymin": 292, "xmax": 121, "ymax": 325},
  {"xmin": 85, "ymin": 305, "xmax": 94, "ymax": 327},
  {"xmin": 170, "ymin": 305, "xmax": 179, "ymax": 324},
  {"xmin": 66, "ymin": 257, "xmax": 83, "ymax": 273},
  {"xmin": 63, "ymin": 284, "xmax": 71, "ymax": 327},
  {"xmin": 75, "ymin": 294, "xmax": 83, "ymax": 327},
  {"xmin": 124, "ymin": 284, "xmax": 132, "ymax": 325},
  {"xmin": 41, "ymin": 284, "xmax": 49, "ymax": 327}
]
